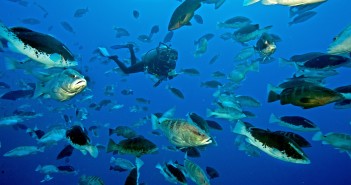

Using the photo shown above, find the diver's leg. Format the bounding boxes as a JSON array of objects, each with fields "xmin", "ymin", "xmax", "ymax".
[
  {"xmin": 109, "ymin": 55, "xmax": 132, "ymax": 74},
  {"xmin": 125, "ymin": 62, "xmax": 145, "ymax": 73},
  {"xmin": 109, "ymin": 55, "xmax": 144, "ymax": 74},
  {"xmin": 127, "ymin": 44, "xmax": 137, "ymax": 65}
]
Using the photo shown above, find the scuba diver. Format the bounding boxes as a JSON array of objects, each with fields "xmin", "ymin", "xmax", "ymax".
[{"xmin": 100, "ymin": 43, "xmax": 179, "ymax": 87}]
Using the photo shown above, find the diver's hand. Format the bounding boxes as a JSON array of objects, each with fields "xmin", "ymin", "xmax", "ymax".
[{"xmin": 167, "ymin": 70, "xmax": 179, "ymax": 80}]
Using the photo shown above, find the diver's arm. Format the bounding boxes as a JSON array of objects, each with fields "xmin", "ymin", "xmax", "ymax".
[{"xmin": 153, "ymin": 76, "xmax": 166, "ymax": 88}]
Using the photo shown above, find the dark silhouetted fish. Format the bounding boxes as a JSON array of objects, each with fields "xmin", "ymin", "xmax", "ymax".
[
  {"xmin": 163, "ymin": 31, "xmax": 174, "ymax": 43},
  {"xmin": 57, "ymin": 165, "xmax": 76, "ymax": 173},
  {"xmin": 206, "ymin": 120, "xmax": 223, "ymax": 130},
  {"xmin": 166, "ymin": 86, "xmax": 185, "ymax": 99},
  {"xmin": 193, "ymin": 14, "xmax": 203, "ymax": 24},
  {"xmin": 74, "ymin": 7, "xmax": 89, "ymax": 18},
  {"xmin": 109, "ymin": 126, "xmax": 137, "ymax": 138},
  {"xmin": 21, "ymin": 18, "xmax": 41, "ymax": 25},
  {"xmin": 56, "ymin": 145, "xmax": 74, "ymax": 160},
  {"xmin": 0, "ymin": 90, "xmax": 34, "ymax": 100},
  {"xmin": 149, "ymin": 25, "xmax": 159, "ymax": 38},
  {"xmin": 180, "ymin": 147, "xmax": 201, "ymax": 158},
  {"xmin": 298, "ymin": 54, "xmax": 351, "ymax": 70},
  {"xmin": 209, "ymin": 54, "xmax": 220, "ymax": 64},
  {"xmin": 206, "ymin": 166, "xmax": 220, "ymax": 179},
  {"xmin": 12, "ymin": 123, "xmax": 28, "ymax": 131},
  {"xmin": 114, "ymin": 27, "xmax": 130, "ymax": 38},
  {"xmin": 60, "ymin": 21, "xmax": 75, "ymax": 34},
  {"xmin": 107, "ymin": 137, "xmax": 158, "ymax": 157},
  {"xmin": 188, "ymin": 112, "xmax": 210, "ymax": 133},
  {"xmin": 289, "ymin": 2, "xmax": 325, "ymax": 18},
  {"xmin": 194, "ymin": 33, "xmax": 214, "ymax": 45},
  {"xmin": 289, "ymin": 11, "xmax": 317, "ymax": 26},
  {"xmin": 269, "ymin": 113, "xmax": 319, "ymax": 132},
  {"xmin": 133, "ymin": 10, "xmax": 140, "ymax": 19},
  {"xmin": 0, "ymin": 82, "xmax": 10, "ymax": 89}
]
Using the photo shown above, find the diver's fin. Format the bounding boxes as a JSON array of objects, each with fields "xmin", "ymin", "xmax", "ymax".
[{"xmin": 97, "ymin": 47, "xmax": 110, "ymax": 57}]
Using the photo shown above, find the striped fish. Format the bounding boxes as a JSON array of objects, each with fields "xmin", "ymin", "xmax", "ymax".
[
  {"xmin": 79, "ymin": 175, "xmax": 104, "ymax": 185},
  {"xmin": 151, "ymin": 108, "xmax": 212, "ymax": 147},
  {"xmin": 184, "ymin": 157, "xmax": 210, "ymax": 185}
]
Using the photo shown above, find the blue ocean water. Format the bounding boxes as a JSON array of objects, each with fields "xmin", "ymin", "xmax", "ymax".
[{"xmin": 0, "ymin": 0, "xmax": 351, "ymax": 185}]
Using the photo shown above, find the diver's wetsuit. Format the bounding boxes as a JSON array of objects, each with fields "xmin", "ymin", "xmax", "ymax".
[
  {"xmin": 109, "ymin": 45, "xmax": 142, "ymax": 74},
  {"xmin": 109, "ymin": 45, "xmax": 177, "ymax": 87}
]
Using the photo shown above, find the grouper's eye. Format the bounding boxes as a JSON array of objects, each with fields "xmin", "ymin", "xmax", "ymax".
[{"xmin": 69, "ymin": 74, "xmax": 78, "ymax": 79}]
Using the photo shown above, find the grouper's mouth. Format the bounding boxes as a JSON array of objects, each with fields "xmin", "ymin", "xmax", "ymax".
[
  {"xmin": 63, "ymin": 79, "xmax": 87, "ymax": 94},
  {"xmin": 202, "ymin": 137, "xmax": 212, "ymax": 145}
]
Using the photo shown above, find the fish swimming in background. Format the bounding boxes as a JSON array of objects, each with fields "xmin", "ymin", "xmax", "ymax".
[
  {"xmin": 60, "ymin": 21, "xmax": 75, "ymax": 34},
  {"xmin": 217, "ymin": 16, "xmax": 251, "ymax": 29},
  {"xmin": 132, "ymin": 10, "xmax": 140, "ymax": 19},
  {"xmin": 243, "ymin": 0, "xmax": 327, "ymax": 6},
  {"xmin": 313, "ymin": 131, "xmax": 351, "ymax": 158},
  {"xmin": 184, "ymin": 157, "xmax": 211, "ymax": 185},
  {"xmin": 110, "ymin": 157, "xmax": 135, "ymax": 172},
  {"xmin": 148, "ymin": 25, "xmax": 159, "ymax": 39},
  {"xmin": 268, "ymin": 84, "xmax": 344, "ymax": 109},
  {"xmin": 166, "ymin": 85, "xmax": 185, "ymax": 99},
  {"xmin": 3, "ymin": 145, "xmax": 44, "ymax": 157},
  {"xmin": 163, "ymin": 31, "xmax": 174, "ymax": 43},
  {"xmin": 288, "ymin": 11, "xmax": 317, "ymax": 26},
  {"xmin": 233, "ymin": 24, "xmax": 272, "ymax": 44},
  {"xmin": 0, "ymin": 22, "xmax": 77, "ymax": 68},
  {"xmin": 79, "ymin": 175, "xmax": 104, "ymax": 185},
  {"xmin": 109, "ymin": 126, "xmax": 138, "ymax": 139},
  {"xmin": 289, "ymin": 1, "xmax": 325, "ymax": 18},
  {"xmin": 254, "ymin": 33, "xmax": 277, "ymax": 60},
  {"xmin": 35, "ymin": 165, "xmax": 59, "ymax": 183},
  {"xmin": 193, "ymin": 14, "xmax": 204, "ymax": 24},
  {"xmin": 269, "ymin": 113, "xmax": 320, "ymax": 132},
  {"xmin": 20, "ymin": 18, "xmax": 41, "ymax": 25},
  {"xmin": 203, "ymin": 0, "xmax": 226, "ymax": 9},
  {"xmin": 56, "ymin": 145, "xmax": 74, "ymax": 160},
  {"xmin": 205, "ymin": 166, "xmax": 220, "ymax": 179},
  {"xmin": 168, "ymin": 0, "xmax": 202, "ymax": 31},
  {"xmin": 113, "ymin": 27, "xmax": 130, "ymax": 38},
  {"xmin": 156, "ymin": 161, "xmax": 187, "ymax": 185},
  {"xmin": 107, "ymin": 136, "xmax": 158, "ymax": 157},
  {"xmin": 74, "ymin": 7, "xmax": 89, "ymax": 18}
]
